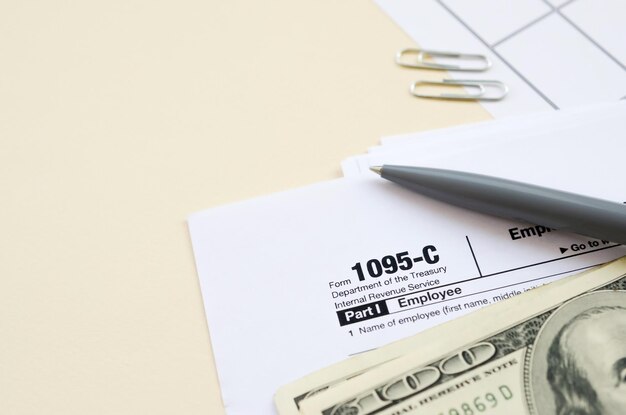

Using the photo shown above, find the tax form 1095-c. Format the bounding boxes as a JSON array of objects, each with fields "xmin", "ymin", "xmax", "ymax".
[{"xmin": 188, "ymin": 104, "xmax": 626, "ymax": 415}]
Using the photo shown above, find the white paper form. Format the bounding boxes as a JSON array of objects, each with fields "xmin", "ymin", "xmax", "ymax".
[
  {"xmin": 375, "ymin": 0, "xmax": 626, "ymax": 118},
  {"xmin": 188, "ymin": 106, "xmax": 626, "ymax": 414}
]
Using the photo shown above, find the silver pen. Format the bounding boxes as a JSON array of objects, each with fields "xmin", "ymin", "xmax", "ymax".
[{"xmin": 371, "ymin": 165, "xmax": 626, "ymax": 245}]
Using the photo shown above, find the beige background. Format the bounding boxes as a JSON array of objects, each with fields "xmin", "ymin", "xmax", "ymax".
[{"xmin": 0, "ymin": 1, "xmax": 489, "ymax": 413}]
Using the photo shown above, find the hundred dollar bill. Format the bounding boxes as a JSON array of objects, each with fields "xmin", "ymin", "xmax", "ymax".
[
  {"xmin": 298, "ymin": 256, "xmax": 626, "ymax": 415},
  {"xmin": 274, "ymin": 266, "xmax": 588, "ymax": 414}
]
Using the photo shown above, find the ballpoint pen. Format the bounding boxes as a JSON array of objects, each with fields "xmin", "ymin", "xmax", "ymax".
[{"xmin": 370, "ymin": 165, "xmax": 626, "ymax": 245}]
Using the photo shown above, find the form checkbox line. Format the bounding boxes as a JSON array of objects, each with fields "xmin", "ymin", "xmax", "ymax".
[
  {"xmin": 491, "ymin": 10, "xmax": 554, "ymax": 48},
  {"xmin": 552, "ymin": 3, "xmax": 626, "ymax": 71},
  {"xmin": 436, "ymin": 0, "xmax": 559, "ymax": 109}
]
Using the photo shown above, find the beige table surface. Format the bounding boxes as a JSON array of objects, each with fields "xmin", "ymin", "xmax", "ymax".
[{"xmin": 0, "ymin": 1, "xmax": 490, "ymax": 413}]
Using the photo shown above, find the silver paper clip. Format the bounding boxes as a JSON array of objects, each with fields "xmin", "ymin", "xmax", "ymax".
[
  {"xmin": 396, "ymin": 48, "xmax": 492, "ymax": 72},
  {"xmin": 410, "ymin": 79, "xmax": 508, "ymax": 101}
]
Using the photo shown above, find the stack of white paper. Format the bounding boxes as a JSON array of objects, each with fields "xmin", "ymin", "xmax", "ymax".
[{"xmin": 188, "ymin": 102, "xmax": 626, "ymax": 415}]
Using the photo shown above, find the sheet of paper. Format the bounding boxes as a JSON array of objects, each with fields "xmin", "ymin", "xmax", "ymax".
[
  {"xmin": 374, "ymin": 101, "xmax": 619, "ymax": 149},
  {"xmin": 343, "ymin": 102, "xmax": 625, "ymax": 177},
  {"xmin": 188, "ymin": 104, "xmax": 626, "ymax": 414},
  {"xmin": 374, "ymin": 0, "xmax": 626, "ymax": 118}
]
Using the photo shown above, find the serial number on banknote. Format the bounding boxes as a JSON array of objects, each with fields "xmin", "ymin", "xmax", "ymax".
[{"xmin": 437, "ymin": 385, "xmax": 513, "ymax": 415}]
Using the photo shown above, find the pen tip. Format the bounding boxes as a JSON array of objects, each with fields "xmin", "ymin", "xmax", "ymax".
[{"xmin": 370, "ymin": 166, "xmax": 383, "ymax": 176}]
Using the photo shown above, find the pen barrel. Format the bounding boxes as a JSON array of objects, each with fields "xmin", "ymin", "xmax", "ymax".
[{"xmin": 381, "ymin": 165, "xmax": 626, "ymax": 245}]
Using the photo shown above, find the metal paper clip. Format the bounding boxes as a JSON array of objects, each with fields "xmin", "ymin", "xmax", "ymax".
[
  {"xmin": 410, "ymin": 79, "xmax": 508, "ymax": 101},
  {"xmin": 396, "ymin": 48, "xmax": 492, "ymax": 72}
]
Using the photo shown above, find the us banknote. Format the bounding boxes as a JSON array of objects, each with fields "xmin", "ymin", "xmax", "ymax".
[{"xmin": 297, "ymin": 256, "xmax": 626, "ymax": 415}]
